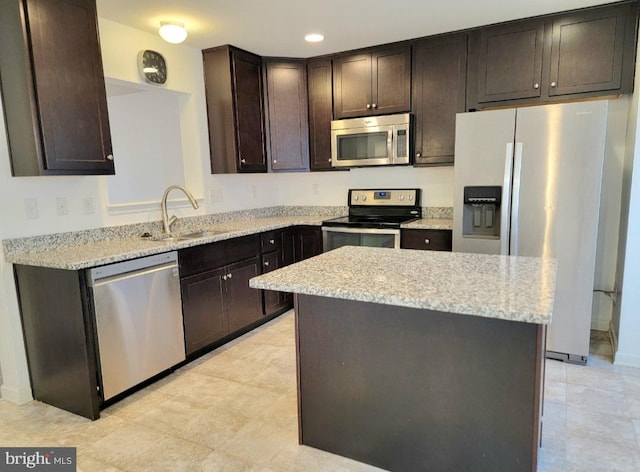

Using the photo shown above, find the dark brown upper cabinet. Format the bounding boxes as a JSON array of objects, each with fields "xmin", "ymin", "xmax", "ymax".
[
  {"xmin": 264, "ymin": 60, "xmax": 309, "ymax": 172},
  {"xmin": 469, "ymin": 2, "xmax": 638, "ymax": 109},
  {"xmin": 0, "ymin": 0, "xmax": 114, "ymax": 176},
  {"xmin": 333, "ymin": 46, "xmax": 411, "ymax": 119},
  {"xmin": 412, "ymin": 33, "xmax": 467, "ymax": 166},
  {"xmin": 307, "ymin": 59, "xmax": 334, "ymax": 170},
  {"xmin": 203, "ymin": 45, "xmax": 267, "ymax": 173},
  {"xmin": 546, "ymin": 3, "xmax": 636, "ymax": 97},
  {"xmin": 473, "ymin": 19, "xmax": 546, "ymax": 104}
]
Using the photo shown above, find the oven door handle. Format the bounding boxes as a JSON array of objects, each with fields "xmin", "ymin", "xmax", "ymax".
[{"xmin": 321, "ymin": 226, "xmax": 401, "ymax": 235}]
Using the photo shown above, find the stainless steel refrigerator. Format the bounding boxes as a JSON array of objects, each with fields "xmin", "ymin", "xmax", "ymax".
[{"xmin": 453, "ymin": 100, "xmax": 610, "ymax": 364}]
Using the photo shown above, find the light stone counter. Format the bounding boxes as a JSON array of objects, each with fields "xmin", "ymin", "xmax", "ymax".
[
  {"xmin": 2, "ymin": 216, "xmax": 326, "ymax": 270},
  {"xmin": 401, "ymin": 218, "xmax": 453, "ymax": 230},
  {"xmin": 250, "ymin": 245, "xmax": 556, "ymax": 324}
]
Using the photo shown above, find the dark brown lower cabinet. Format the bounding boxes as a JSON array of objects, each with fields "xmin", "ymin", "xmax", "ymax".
[
  {"xmin": 226, "ymin": 258, "xmax": 263, "ymax": 332},
  {"xmin": 401, "ymin": 229, "xmax": 452, "ymax": 251},
  {"xmin": 294, "ymin": 226, "xmax": 323, "ymax": 261}
]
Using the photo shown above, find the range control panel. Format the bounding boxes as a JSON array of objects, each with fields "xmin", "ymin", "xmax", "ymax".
[{"xmin": 349, "ymin": 189, "xmax": 420, "ymax": 206}]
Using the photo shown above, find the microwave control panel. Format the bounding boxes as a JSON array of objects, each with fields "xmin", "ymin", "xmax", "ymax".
[
  {"xmin": 350, "ymin": 189, "xmax": 420, "ymax": 206},
  {"xmin": 396, "ymin": 129, "xmax": 408, "ymax": 158}
]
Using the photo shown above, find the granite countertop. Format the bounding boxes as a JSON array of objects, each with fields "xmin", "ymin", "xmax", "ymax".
[
  {"xmin": 401, "ymin": 218, "xmax": 453, "ymax": 230},
  {"xmin": 250, "ymin": 246, "xmax": 556, "ymax": 325}
]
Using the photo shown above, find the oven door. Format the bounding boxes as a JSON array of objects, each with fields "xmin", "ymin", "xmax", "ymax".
[{"xmin": 322, "ymin": 226, "xmax": 401, "ymax": 252}]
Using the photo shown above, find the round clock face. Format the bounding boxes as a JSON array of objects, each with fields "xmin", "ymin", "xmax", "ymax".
[{"xmin": 137, "ymin": 50, "xmax": 167, "ymax": 85}]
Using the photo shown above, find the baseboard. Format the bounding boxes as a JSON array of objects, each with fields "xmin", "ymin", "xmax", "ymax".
[
  {"xmin": 0, "ymin": 384, "xmax": 33, "ymax": 405},
  {"xmin": 609, "ymin": 320, "xmax": 618, "ymax": 354}
]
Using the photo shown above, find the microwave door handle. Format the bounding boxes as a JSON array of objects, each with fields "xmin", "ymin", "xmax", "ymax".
[{"xmin": 389, "ymin": 129, "xmax": 394, "ymax": 162}]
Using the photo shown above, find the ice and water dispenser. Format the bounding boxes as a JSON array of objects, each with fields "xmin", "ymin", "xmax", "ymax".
[{"xmin": 462, "ymin": 186, "xmax": 501, "ymax": 239}]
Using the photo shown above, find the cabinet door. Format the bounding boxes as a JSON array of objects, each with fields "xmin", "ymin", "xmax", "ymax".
[
  {"xmin": 333, "ymin": 54, "xmax": 372, "ymax": 118},
  {"xmin": 265, "ymin": 60, "xmax": 309, "ymax": 171},
  {"xmin": 0, "ymin": 0, "xmax": 113, "ymax": 176},
  {"xmin": 413, "ymin": 34, "xmax": 467, "ymax": 166},
  {"xmin": 232, "ymin": 48, "xmax": 267, "ymax": 172},
  {"xmin": 262, "ymin": 251, "xmax": 286, "ymax": 315},
  {"xmin": 401, "ymin": 229, "xmax": 452, "ymax": 252},
  {"xmin": 307, "ymin": 59, "xmax": 334, "ymax": 170},
  {"xmin": 476, "ymin": 19, "xmax": 545, "ymax": 103},
  {"xmin": 371, "ymin": 46, "xmax": 411, "ymax": 116},
  {"xmin": 181, "ymin": 268, "xmax": 227, "ymax": 356},
  {"xmin": 295, "ymin": 227, "xmax": 323, "ymax": 262},
  {"xmin": 226, "ymin": 257, "xmax": 263, "ymax": 333},
  {"xmin": 547, "ymin": 4, "xmax": 630, "ymax": 96}
]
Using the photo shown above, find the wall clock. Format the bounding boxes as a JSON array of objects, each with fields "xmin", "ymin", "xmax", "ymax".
[{"xmin": 137, "ymin": 49, "xmax": 167, "ymax": 85}]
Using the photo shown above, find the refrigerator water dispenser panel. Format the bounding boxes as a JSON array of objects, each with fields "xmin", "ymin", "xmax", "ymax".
[{"xmin": 462, "ymin": 186, "xmax": 501, "ymax": 239}]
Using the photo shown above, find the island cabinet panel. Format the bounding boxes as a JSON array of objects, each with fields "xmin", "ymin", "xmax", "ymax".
[
  {"xmin": 264, "ymin": 60, "xmax": 309, "ymax": 171},
  {"xmin": 412, "ymin": 33, "xmax": 467, "ymax": 166},
  {"xmin": 295, "ymin": 294, "xmax": 545, "ymax": 472},
  {"xmin": 14, "ymin": 265, "xmax": 101, "ymax": 420},
  {"xmin": 203, "ymin": 45, "xmax": 267, "ymax": 173},
  {"xmin": 400, "ymin": 229, "xmax": 452, "ymax": 251},
  {"xmin": 333, "ymin": 46, "xmax": 411, "ymax": 119},
  {"xmin": 473, "ymin": 19, "xmax": 546, "ymax": 105},
  {"xmin": 0, "ymin": 0, "xmax": 114, "ymax": 176},
  {"xmin": 307, "ymin": 59, "xmax": 334, "ymax": 170},
  {"xmin": 547, "ymin": 3, "xmax": 636, "ymax": 96}
]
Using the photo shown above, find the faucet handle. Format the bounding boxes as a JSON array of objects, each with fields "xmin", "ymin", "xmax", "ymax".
[{"xmin": 168, "ymin": 215, "xmax": 178, "ymax": 230}]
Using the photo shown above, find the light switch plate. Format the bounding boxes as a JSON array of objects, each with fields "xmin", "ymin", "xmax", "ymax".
[
  {"xmin": 56, "ymin": 197, "xmax": 68, "ymax": 216},
  {"xmin": 24, "ymin": 198, "xmax": 39, "ymax": 220}
]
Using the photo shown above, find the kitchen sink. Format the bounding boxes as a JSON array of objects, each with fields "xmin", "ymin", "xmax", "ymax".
[{"xmin": 142, "ymin": 229, "xmax": 226, "ymax": 242}]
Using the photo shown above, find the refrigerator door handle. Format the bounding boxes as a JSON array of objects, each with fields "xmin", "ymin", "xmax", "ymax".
[
  {"xmin": 510, "ymin": 142, "xmax": 524, "ymax": 255},
  {"xmin": 501, "ymin": 143, "xmax": 514, "ymax": 255}
]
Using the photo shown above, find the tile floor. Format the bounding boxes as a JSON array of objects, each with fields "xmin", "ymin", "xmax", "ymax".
[{"xmin": 0, "ymin": 311, "xmax": 639, "ymax": 471}]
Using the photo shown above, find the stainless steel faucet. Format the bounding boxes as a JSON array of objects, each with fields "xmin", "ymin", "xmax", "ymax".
[{"xmin": 161, "ymin": 185, "xmax": 199, "ymax": 235}]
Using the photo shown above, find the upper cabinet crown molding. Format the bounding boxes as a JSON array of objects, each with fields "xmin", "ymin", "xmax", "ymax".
[{"xmin": 0, "ymin": 0, "xmax": 114, "ymax": 176}]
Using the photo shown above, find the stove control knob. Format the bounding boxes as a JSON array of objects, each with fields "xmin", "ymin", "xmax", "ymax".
[
  {"xmin": 354, "ymin": 195, "xmax": 359, "ymax": 201},
  {"xmin": 400, "ymin": 195, "xmax": 405, "ymax": 201},
  {"xmin": 409, "ymin": 195, "xmax": 414, "ymax": 201},
  {"xmin": 361, "ymin": 196, "xmax": 367, "ymax": 201}
]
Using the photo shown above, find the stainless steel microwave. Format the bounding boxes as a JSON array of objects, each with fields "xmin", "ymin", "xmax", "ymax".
[{"xmin": 330, "ymin": 113, "xmax": 412, "ymax": 168}]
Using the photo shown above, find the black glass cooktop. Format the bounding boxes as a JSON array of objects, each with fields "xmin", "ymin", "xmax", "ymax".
[{"xmin": 322, "ymin": 215, "xmax": 418, "ymax": 229}]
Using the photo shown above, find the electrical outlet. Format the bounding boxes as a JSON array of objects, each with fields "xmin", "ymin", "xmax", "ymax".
[
  {"xmin": 56, "ymin": 197, "xmax": 68, "ymax": 216},
  {"xmin": 82, "ymin": 197, "xmax": 95, "ymax": 215},
  {"xmin": 24, "ymin": 198, "xmax": 39, "ymax": 220},
  {"xmin": 209, "ymin": 188, "xmax": 224, "ymax": 203}
]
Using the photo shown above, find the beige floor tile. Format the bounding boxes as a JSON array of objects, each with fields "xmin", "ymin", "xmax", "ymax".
[
  {"xmin": 566, "ymin": 363, "xmax": 624, "ymax": 393},
  {"xmin": 623, "ymin": 374, "xmax": 640, "ymax": 397},
  {"xmin": 545, "ymin": 359, "xmax": 567, "ymax": 382},
  {"xmin": 544, "ymin": 379, "xmax": 567, "ymax": 402},
  {"xmin": 626, "ymin": 394, "xmax": 640, "ymax": 420},
  {"xmin": 77, "ymin": 455, "xmax": 125, "ymax": 472},
  {"xmin": 100, "ymin": 388, "xmax": 174, "ymax": 421},
  {"xmin": 565, "ymin": 384, "xmax": 629, "ymax": 416},
  {"xmin": 219, "ymin": 420, "xmax": 296, "ymax": 466},
  {"xmin": 565, "ymin": 405, "xmax": 638, "ymax": 448},
  {"xmin": 565, "ymin": 435, "xmax": 640, "ymax": 471}
]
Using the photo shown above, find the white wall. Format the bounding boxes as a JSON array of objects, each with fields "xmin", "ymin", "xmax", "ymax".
[
  {"xmin": 612, "ymin": 45, "xmax": 640, "ymax": 368},
  {"xmin": 0, "ymin": 19, "xmax": 454, "ymax": 402}
]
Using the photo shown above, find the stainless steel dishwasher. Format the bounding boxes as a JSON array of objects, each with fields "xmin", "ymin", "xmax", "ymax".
[{"xmin": 88, "ymin": 251, "xmax": 185, "ymax": 401}]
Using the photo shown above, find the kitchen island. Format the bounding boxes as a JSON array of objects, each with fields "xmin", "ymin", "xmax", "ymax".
[{"xmin": 249, "ymin": 246, "xmax": 556, "ymax": 472}]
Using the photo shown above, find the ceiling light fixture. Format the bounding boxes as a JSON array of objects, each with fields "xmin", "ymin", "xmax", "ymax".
[
  {"xmin": 305, "ymin": 33, "xmax": 325, "ymax": 43},
  {"xmin": 159, "ymin": 21, "xmax": 188, "ymax": 44}
]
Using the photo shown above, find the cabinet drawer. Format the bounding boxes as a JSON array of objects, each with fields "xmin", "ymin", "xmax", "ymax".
[
  {"xmin": 401, "ymin": 229, "xmax": 452, "ymax": 251},
  {"xmin": 261, "ymin": 230, "xmax": 283, "ymax": 253},
  {"xmin": 179, "ymin": 235, "xmax": 260, "ymax": 277}
]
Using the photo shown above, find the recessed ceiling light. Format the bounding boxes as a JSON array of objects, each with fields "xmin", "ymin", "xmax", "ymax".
[
  {"xmin": 159, "ymin": 21, "xmax": 188, "ymax": 44},
  {"xmin": 305, "ymin": 33, "xmax": 325, "ymax": 43}
]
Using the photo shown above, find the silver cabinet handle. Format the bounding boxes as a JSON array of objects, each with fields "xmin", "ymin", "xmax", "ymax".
[
  {"xmin": 424, "ymin": 239, "xmax": 430, "ymax": 245},
  {"xmin": 372, "ymin": 103, "xmax": 377, "ymax": 109},
  {"xmin": 366, "ymin": 104, "xmax": 371, "ymax": 109},
  {"xmin": 222, "ymin": 275, "xmax": 227, "ymax": 280},
  {"xmin": 550, "ymin": 81, "xmax": 557, "ymax": 87},
  {"xmin": 106, "ymin": 154, "xmax": 114, "ymax": 161},
  {"xmin": 241, "ymin": 158, "xmax": 247, "ymax": 164},
  {"xmin": 273, "ymin": 160, "xmax": 277, "ymax": 164},
  {"xmin": 227, "ymin": 273, "xmax": 232, "ymax": 279},
  {"xmin": 328, "ymin": 158, "xmax": 332, "ymax": 162},
  {"xmin": 416, "ymin": 152, "xmax": 422, "ymax": 158},
  {"xmin": 264, "ymin": 261, "xmax": 270, "ymax": 267},
  {"xmin": 534, "ymin": 83, "xmax": 539, "ymax": 89},
  {"xmin": 269, "ymin": 239, "xmax": 275, "ymax": 244}
]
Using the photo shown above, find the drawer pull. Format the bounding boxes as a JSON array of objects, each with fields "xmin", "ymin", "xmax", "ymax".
[
  {"xmin": 269, "ymin": 239, "xmax": 275, "ymax": 244},
  {"xmin": 424, "ymin": 239, "xmax": 430, "ymax": 245},
  {"xmin": 264, "ymin": 261, "xmax": 270, "ymax": 267}
]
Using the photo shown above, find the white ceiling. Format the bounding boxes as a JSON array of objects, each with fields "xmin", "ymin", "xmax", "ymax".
[{"xmin": 96, "ymin": 0, "xmax": 614, "ymax": 57}]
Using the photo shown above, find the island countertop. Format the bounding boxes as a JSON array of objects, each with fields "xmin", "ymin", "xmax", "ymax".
[{"xmin": 249, "ymin": 246, "xmax": 556, "ymax": 325}]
